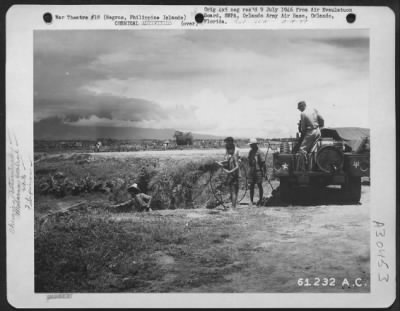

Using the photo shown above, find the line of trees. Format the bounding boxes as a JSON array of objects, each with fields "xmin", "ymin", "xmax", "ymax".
[{"xmin": 174, "ymin": 131, "xmax": 193, "ymax": 146}]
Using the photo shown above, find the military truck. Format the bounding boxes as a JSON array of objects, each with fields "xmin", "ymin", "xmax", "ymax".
[{"xmin": 273, "ymin": 127, "xmax": 370, "ymax": 203}]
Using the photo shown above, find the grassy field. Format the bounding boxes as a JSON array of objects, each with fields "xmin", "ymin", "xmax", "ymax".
[{"xmin": 34, "ymin": 150, "xmax": 370, "ymax": 293}]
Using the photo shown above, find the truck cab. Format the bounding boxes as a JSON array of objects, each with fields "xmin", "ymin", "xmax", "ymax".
[{"xmin": 273, "ymin": 127, "xmax": 370, "ymax": 203}]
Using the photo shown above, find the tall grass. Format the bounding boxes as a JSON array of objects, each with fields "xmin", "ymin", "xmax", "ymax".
[{"xmin": 35, "ymin": 210, "xmax": 186, "ymax": 292}]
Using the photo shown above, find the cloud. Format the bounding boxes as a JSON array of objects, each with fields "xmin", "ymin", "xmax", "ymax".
[
  {"xmin": 313, "ymin": 37, "xmax": 369, "ymax": 49},
  {"xmin": 65, "ymin": 115, "xmax": 138, "ymax": 127},
  {"xmin": 34, "ymin": 92, "xmax": 167, "ymax": 123},
  {"xmin": 34, "ymin": 29, "xmax": 369, "ymax": 138}
]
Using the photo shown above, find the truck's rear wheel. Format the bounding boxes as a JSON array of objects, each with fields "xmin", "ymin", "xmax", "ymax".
[
  {"xmin": 342, "ymin": 176, "xmax": 361, "ymax": 203},
  {"xmin": 279, "ymin": 177, "xmax": 292, "ymax": 203}
]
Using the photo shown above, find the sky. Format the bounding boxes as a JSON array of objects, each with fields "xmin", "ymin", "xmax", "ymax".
[{"xmin": 34, "ymin": 29, "xmax": 369, "ymax": 138}]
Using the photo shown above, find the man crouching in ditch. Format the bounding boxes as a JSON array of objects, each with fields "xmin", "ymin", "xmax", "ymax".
[{"xmin": 111, "ymin": 183, "xmax": 152, "ymax": 212}]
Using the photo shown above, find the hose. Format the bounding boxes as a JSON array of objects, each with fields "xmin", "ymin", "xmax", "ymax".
[{"xmin": 208, "ymin": 162, "xmax": 248, "ymax": 208}]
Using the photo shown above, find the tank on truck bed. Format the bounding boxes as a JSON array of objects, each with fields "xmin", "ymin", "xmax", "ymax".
[{"xmin": 273, "ymin": 127, "xmax": 370, "ymax": 203}]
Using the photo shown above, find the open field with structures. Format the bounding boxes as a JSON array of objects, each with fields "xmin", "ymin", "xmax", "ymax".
[{"xmin": 34, "ymin": 149, "xmax": 370, "ymax": 292}]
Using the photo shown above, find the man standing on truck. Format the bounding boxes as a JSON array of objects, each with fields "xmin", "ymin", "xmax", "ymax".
[
  {"xmin": 247, "ymin": 138, "xmax": 265, "ymax": 207},
  {"xmin": 297, "ymin": 101, "xmax": 324, "ymax": 153}
]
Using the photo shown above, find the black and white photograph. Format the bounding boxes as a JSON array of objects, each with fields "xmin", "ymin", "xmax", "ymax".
[
  {"xmin": 5, "ymin": 5, "xmax": 396, "ymax": 308},
  {"xmin": 33, "ymin": 28, "xmax": 371, "ymax": 293}
]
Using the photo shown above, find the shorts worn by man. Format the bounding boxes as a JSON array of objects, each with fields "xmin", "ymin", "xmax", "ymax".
[
  {"xmin": 297, "ymin": 101, "xmax": 324, "ymax": 153},
  {"xmin": 225, "ymin": 149, "xmax": 240, "ymax": 189}
]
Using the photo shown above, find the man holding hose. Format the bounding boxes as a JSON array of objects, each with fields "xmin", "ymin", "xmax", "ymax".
[{"xmin": 216, "ymin": 137, "xmax": 240, "ymax": 210}]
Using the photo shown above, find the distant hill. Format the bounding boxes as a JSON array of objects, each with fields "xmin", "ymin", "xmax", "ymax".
[{"xmin": 34, "ymin": 117, "xmax": 223, "ymax": 140}]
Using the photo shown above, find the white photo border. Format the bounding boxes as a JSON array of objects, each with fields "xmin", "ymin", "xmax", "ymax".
[{"xmin": 6, "ymin": 5, "xmax": 396, "ymax": 308}]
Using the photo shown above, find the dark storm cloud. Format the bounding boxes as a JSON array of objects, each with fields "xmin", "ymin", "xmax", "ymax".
[
  {"xmin": 181, "ymin": 29, "xmax": 368, "ymax": 54},
  {"xmin": 310, "ymin": 36, "xmax": 369, "ymax": 49},
  {"xmin": 35, "ymin": 92, "xmax": 166, "ymax": 122},
  {"xmin": 34, "ymin": 30, "xmax": 228, "ymax": 127},
  {"xmin": 34, "ymin": 30, "xmax": 169, "ymax": 124},
  {"xmin": 294, "ymin": 34, "xmax": 369, "ymax": 74}
]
